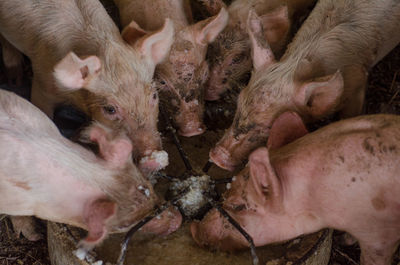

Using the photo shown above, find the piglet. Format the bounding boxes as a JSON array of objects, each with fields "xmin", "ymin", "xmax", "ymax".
[
  {"xmin": 0, "ymin": 0, "xmax": 175, "ymax": 174},
  {"xmin": 193, "ymin": 113, "xmax": 400, "ymax": 265},
  {"xmin": 210, "ymin": 0, "xmax": 400, "ymax": 171},
  {"xmin": 114, "ymin": 0, "xmax": 228, "ymax": 136},
  {"xmin": 0, "ymin": 89, "xmax": 181, "ymax": 246},
  {"xmin": 203, "ymin": 0, "xmax": 316, "ymax": 101}
]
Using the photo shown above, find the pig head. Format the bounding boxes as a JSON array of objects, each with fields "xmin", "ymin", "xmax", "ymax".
[
  {"xmin": 204, "ymin": 0, "xmax": 316, "ymax": 101},
  {"xmin": 210, "ymin": 0, "xmax": 400, "ymax": 171},
  {"xmin": 0, "ymin": 90, "xmax": 181, "ymax": 247},
  {"xmin": 79, "ymin": 123, "xmax": 182, "ymax": 248},
  {"xmin": 120, "ymin": 4, "xmax": 229, "ymax": 136},
  {"xmin": 192, "ymin": 112, "xmax": 309, "ymax": 250}
]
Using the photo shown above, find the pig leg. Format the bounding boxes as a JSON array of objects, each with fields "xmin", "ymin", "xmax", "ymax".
[
  {"xmin": 10, "ymin": 216, "xmax": 42, "ymax": 241},
  {"xmin": 358, "ymin": 239, "xmax": 399, "ymax": 265},
  {"xmin": 339, "ymin": 65, "xmax": 368, "ymax": 118},
  {"xmin": 31, "ymin": 78, "xmax": 57, "ymax": 119},
  {"xmin": 0, "ymin": 35, "xmax": 24, "ymax": 87}
]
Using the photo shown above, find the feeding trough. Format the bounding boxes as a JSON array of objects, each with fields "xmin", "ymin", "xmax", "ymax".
[{"xmin": 47, "ymin": 110, "xmax": 333, "ymax": 265}]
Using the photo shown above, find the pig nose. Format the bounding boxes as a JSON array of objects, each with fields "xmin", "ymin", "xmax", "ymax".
[
  {"xmin": 178, "ymin": 121, "xmax": 206, "ymax": 137},
  {"xmin": 141, "ymin": 206, "xmax": 182, "ymax": 236},
  {"xmin": 204, "ymin": 83, "xmax": 223, "ymax": 101},
  {"xmin": 209, "ymin": 145, "xmax": 237, "ymax": 172},
  {"xmin": 139, "ymin": 150, "xmax": 169, "ymax": 176}
]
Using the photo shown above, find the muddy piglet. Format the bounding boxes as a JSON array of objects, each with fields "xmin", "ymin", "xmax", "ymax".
[
  {"xmin": 114, "ymin": 0, "xmax": 228, "ymax": 136},
  {"xmin": 210, "ymin": 0, "xmax": 400, "ymax": 171},
  {"xmin": 0, "ymin": 0, "xmax": 175, "ymax": 174},
  {"xmin": 202, "ymin": 0, "xmax": 316, "ymax": 101},
  {"xmin": 193, "ymin": 113, "xmax": 400, "ymax": 265},
  {"xmin": 0, "ymin": 89, "xmax": 181, "ymax": 246}
]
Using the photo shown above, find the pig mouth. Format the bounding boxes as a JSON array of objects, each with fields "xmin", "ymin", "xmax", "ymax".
[
  {"xmin": 111, "ymin": 107, "xmax": 260, "ymax": 265},
  {"xmin": 139, "ymin": 150, "xmax": 169, "ymax": 174}
]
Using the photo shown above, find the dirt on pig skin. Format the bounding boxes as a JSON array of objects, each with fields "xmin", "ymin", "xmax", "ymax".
[
  {"xmin": 209, "ymin": 0, "xmax": 400, "ymax": 172},
  {"xmin": 0, "ymin": 1, "xmax": 400, "ymax": 265}
]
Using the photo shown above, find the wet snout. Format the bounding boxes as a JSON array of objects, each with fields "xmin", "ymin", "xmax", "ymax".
[
  {"xmin": 210, "ymin": 123, "xmax": 270, "ymax": 171},
  {"xmin": 190, "ymin": 208, "xmax": 248, "ymax": 251},
  {"xmin": 129, "ymin": 131, "xmax": 169, "ymax": 175},
  {"xmin": 175, "ymin": 100, "xmax": 206, "ymax": 137},
  {"xmin": 141, "ymin": 206, "xmax": 183, "ymax": 236}
]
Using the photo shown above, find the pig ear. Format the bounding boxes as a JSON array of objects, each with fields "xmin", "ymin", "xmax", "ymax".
[
  {"xmin": 80, "ymin": 198, "xmax": 116, "ymax": 249},
  {"xmin": 247, "ymin": 9, "xmax": 276, "ymax": 72},
  {"xmin": 121, "ymin": 20, "xmax": 148, "ymax": 46},
  {"xmin": 259, "ymin": 5, "xmax": 290, "ymax": 51},
  {"xmin": 295, "ymin": 70, "xmax": 344, "ymax": 117},
  {"xmin": 134, "ymin": 19, "xmax": 174, "ymax": 66},
  {"xmin": 89, "ymin": 125, "xmax": 133, "ymax": 168},
  {"xmin": 195, "ymin": 7, "xmax": 229, "ymax": 45},
  {"xmin": 54, "ymin": 52, "xmax": 101, "ymax": 90},
  {"xmin": 248, "ymin": 147, "xmax": 282, "ymax": 206},
  {"xmin": 267, "ymin": 111, "xmax": 308, "ymax": 150}
]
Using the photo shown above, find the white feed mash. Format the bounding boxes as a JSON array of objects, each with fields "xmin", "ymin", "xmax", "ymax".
[{"xmin": 169, "ymin": 175, "xmax": 216, "ymax": 219}]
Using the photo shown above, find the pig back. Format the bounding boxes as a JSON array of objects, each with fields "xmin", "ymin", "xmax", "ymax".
[
  {"xmin": 283, "ymin": 0, "xmax": 400, "ymax": 70},
  {"xmin": 0, "ymin": 90, "xmax": 59, "ymax": 135},
  {"xmin": 272, "ymin": 115, "xmax": 400, "ymax": 228},
  {"xmin": 0, "ymin": 0, "xmax": 120, "ymax": 62},
  {"xmin": 114, "ymin": 0, "xmax": 190, "ymax": 30}
]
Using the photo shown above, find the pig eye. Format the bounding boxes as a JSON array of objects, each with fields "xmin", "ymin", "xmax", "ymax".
[
  {"xmin": 160, "ymin": 80, "xmax": 166, "ymax": 85},
  {"xmin": 103, "ymin": 105, "xmax": 116, "ymax": 115}
]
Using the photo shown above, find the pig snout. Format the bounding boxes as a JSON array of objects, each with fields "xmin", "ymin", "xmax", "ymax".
[
  {"xmin": 138, "ymin": 150, "xmax": 169, "ymax": 176},
  {"xmin": 141, "ymin": 206, "xmax": 182, "ymax": 236},
  {"xmin": 210, "ymin": 127, "xmax": 266, "ymax": 171},
  {"xmin": 190, "ymin": 208, "xmax": 248, "ymax": 251},
  {"xmin": 130, "ymin": 131, "xmax": 168, "ymax": 174},
  {"xmin": 205, "ymin": 66, "xmax": 226, "ymax": 101},
  {"xmin": 175, "ymin": 100, "xmax": 206, "ymax": 137}
]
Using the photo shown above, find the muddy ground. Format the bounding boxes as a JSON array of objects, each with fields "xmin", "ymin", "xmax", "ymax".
[{"xmin": 0, "ymin": 4, "xmax": 399, "ymax": 265}]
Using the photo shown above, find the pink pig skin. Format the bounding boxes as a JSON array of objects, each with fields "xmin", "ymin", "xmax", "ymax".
[
  {"xmin": 0, "ymin": 90, "xmax": 181, "ymax": 246},
  {"xmin": 210, "ymin": 0, "xmax": 400, "ymax": 171},
  {"xmin": 0, "ymin": 0, "xmax": 175, "ymax": 173},
  {"xmin": 114, "ymin": 0, "xmax": 228, "ymax": 137},
  {"xmin": 203, "ymin": 0, "xmax": 317, "ymax": 101},
  {"xmin": 193, "ymin": 113, "xmax": 400, "ymax": 265}
]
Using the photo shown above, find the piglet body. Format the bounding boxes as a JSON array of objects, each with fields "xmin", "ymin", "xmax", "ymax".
[
  {"xmin": 210, "ymin": 0, "xmax": 400, "ymax": 171},
  {"xmin": 193, "ymin": 114, "xmax": 400, "ymax": 265},
  {"xmin": 0, "ymin": 89, "xmax": 181, "ymax": 247}
]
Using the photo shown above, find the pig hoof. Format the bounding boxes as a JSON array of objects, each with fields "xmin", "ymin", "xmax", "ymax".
[{"xmin": 209, "ymin": 146, "xmax": 236, "ymax": 171}]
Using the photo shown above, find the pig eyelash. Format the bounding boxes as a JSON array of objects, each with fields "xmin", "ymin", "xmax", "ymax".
[{"xmin": 101, "ymin": 104, "xmax": 121, "ymax": 120}]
